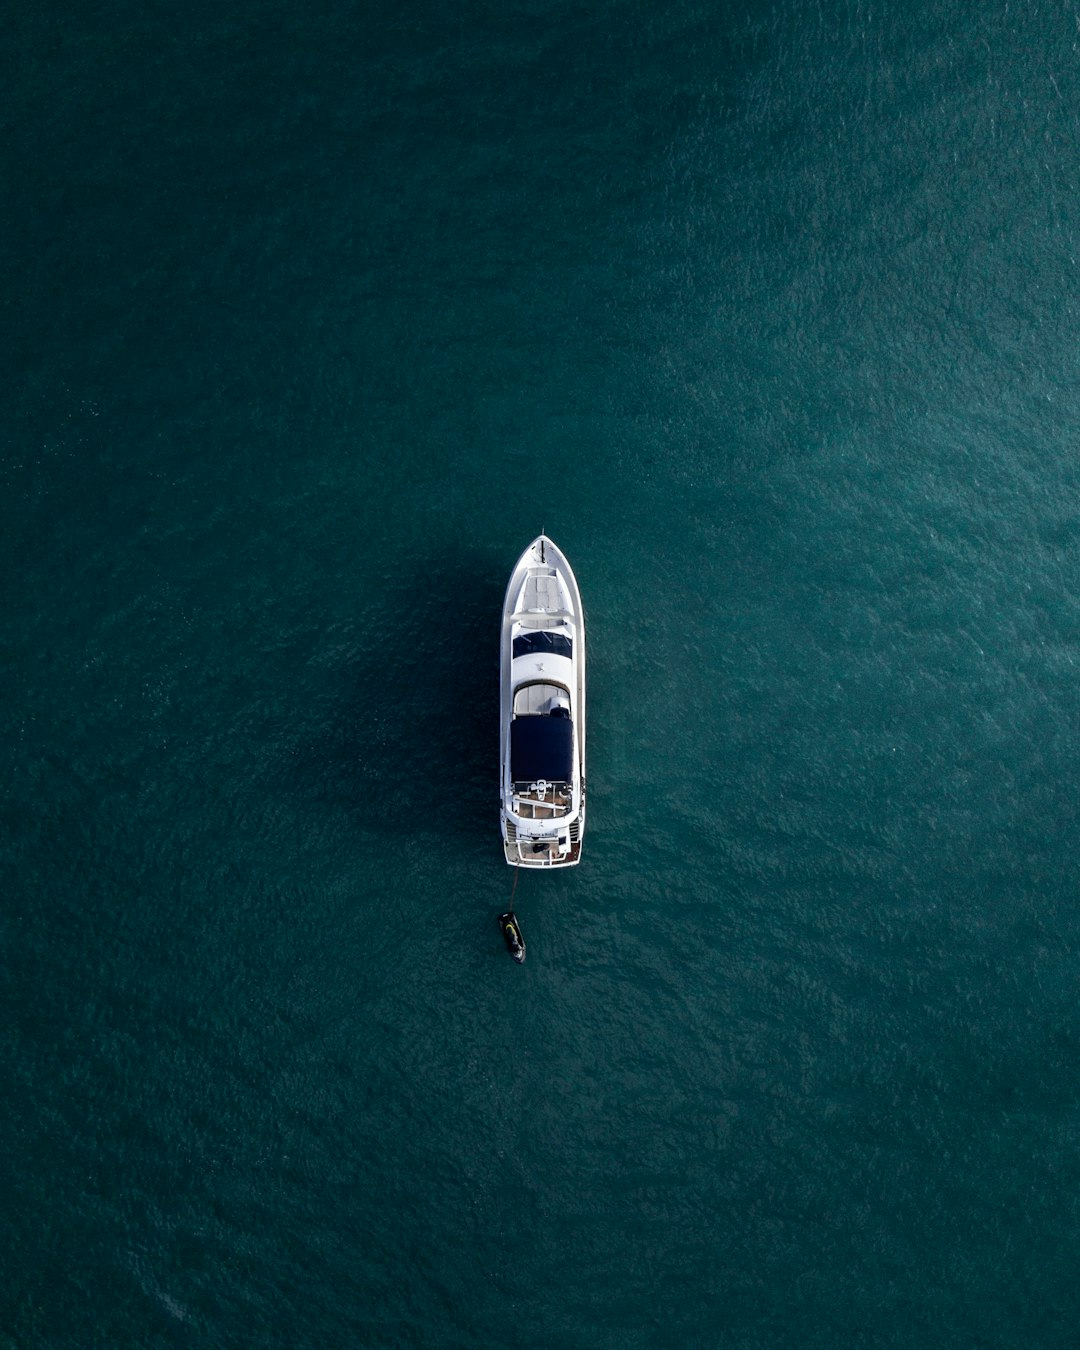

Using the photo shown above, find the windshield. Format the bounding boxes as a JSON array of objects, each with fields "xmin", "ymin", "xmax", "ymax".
[{"xmin": 512, "ymin": 632, "xmax": 572, "ymax": 660}]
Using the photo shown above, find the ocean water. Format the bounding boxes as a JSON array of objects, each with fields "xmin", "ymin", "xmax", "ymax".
[{"xmin": 3, "ymin": 1, "xmax": 1079, "ymax": 1345}]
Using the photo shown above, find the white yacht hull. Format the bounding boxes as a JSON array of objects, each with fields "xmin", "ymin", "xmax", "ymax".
[{"xmin": 499, "ymin": 536, "xmax": 586, "ymax": 867}]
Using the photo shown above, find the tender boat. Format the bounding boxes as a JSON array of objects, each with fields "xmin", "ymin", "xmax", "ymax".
[
  {"xmin": 498, "ymin": 911, "xmax": 526, "ymax": 963},
  {"xmin": 500, "ymin": 535, "xmax": 585, "ymax": 867}
]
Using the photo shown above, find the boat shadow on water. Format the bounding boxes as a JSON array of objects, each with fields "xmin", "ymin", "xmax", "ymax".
[{"xmin": 289, "ymin": 548, "xmax": 502, "ymax": 855}]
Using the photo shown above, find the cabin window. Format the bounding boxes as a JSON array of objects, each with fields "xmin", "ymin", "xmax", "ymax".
[{"xmin": 513, "ymin": 632, "xmax": 572, "ymax": 660}]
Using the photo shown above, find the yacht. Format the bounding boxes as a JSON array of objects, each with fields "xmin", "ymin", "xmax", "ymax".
[{"xmin": 500, "ymin": 535, "xmax": 585, "ymax": 867}]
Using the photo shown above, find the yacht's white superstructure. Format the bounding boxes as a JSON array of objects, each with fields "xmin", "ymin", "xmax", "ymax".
[{"xmin": 500, "ymin": 536, "xmax": 585, "ymax": 867}]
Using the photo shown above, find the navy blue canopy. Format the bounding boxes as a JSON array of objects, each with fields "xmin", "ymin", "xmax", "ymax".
[{"xmin": 510, "ymin": 715, "xmax": 573, "ymax": 782}]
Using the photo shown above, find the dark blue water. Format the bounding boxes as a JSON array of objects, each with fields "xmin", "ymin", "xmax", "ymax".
[{"xmin": 4, "ymin": 2, "xmax": 1080, "ymax": 1345}]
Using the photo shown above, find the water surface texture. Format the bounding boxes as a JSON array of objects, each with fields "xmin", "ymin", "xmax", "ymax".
[{"xmin": 4, "ymin": 2, "xmax": 1079, "ymax": 1346}]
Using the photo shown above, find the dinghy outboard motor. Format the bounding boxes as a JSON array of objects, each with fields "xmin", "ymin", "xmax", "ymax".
[{"xmin": 498, "ymin": 910, "xmax": 526, "ymax": 964}]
